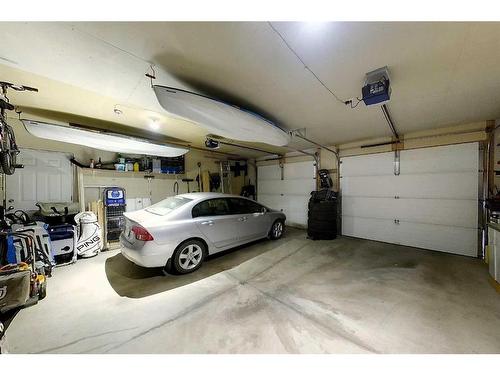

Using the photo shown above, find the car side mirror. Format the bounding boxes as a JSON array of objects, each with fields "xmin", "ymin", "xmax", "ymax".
[{"xmin": 261, "ymin": 207, "xmax": 267, "ymax": 214}]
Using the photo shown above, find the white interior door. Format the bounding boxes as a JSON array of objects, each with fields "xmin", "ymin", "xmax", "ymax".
[
  {"xmin": 257, "ymin": 160, "xmax": 316, "ymax": 227},
  {"xmin": 6, "ymin": 149, "xmax": 73, "ymax": 211},
  {"xmin": 341, "ymin": 143, "xmax": 479, "ymax": 257}
]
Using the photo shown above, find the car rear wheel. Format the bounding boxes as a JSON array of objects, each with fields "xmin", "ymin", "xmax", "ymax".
[
  {"xmin": 269, "ymin": 220, "xmax": 284, "ymax": 240},
  {"xmin": 171, "ymin": 239, "xmax": 206, "ymax": 274}
]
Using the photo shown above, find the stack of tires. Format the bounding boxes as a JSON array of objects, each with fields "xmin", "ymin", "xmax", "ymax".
[{"xmin": 307, "ymin": 190, "xmax": 337, "ymax": 240}]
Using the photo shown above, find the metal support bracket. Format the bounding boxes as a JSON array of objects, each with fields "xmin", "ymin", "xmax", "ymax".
[{"xmin": 394, "ymin": 149, "xmax": 400, "ymax": 176}]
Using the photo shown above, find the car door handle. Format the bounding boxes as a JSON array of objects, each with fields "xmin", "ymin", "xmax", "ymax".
[
  {"xmin": 238, "ymin": 217, "xmax": 248, "ymax": 222},
  {"xmin": 201, "ymin": 220, "xmax": 214, "ymax": 226}
]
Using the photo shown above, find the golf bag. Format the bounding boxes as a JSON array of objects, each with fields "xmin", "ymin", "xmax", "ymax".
[
  {"xmin": 7, "ymin": 224, "xmax": 54, "ymax": 276},
  {"xmin": 75, "ymin": 212, "xmax": 102, "ymax": 258}
]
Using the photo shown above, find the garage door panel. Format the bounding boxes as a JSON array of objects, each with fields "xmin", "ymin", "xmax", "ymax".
[
  {"xmin": 258, "ymin": 160, "xmax": 315, "ymax": 227},
  {"xmin": 341, "ymin": 152, "xmax": 393, "ymax": 177},
  {"xmin": 342, "ymin": 216, "xmax": 397, "ymax": 244},
  {"xmin": 340, "ymin": 143, "xmax": 479, "ymax": 257},
  {"xmin": 283, "ymin": 195, "xmax": 310, "ymax": 227},
  {"xmin": 343, "ymin": 217, "xmax": 477, "ymax": 257},
  {"xmin": 342, "ymin": 197, "xmax": 477, "ymax": 228},
  {"xmin": 281, "ymin": 180, "xmax": 315, "ymax": 195},
  {"xmin": 394, "ymin": 173, "xmax": 478, "ymax": 199},
  {"xmin": 284, "ymin": 161, "xmax": 316, "ymax": 179},
  {"xmin": 285, "ymin": 210, "xmax": 308, "ymax": 227},
  {"xmin": 397, "ymin": 223, "xmax": 477, "ymax": 257},
  {"xmin": 257, "ymin": 164, "xmax": 281, "ymax": 180},
  {"xmin": 400, "ymin": 143, "xmax": 478, "ymax": 174},
  {"xmin": 341, "ymin": 175, "xmax": 398, "ymax": 197},
  {"xmin": 343, "ymin": 172, "xmax": 477, "ymax": 200},
  {"xmin": 258, "ymin": 180, "xmax": 283, "ymax": 194}
]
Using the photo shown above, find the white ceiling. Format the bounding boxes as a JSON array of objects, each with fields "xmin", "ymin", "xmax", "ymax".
[{"xmin": 0, "ymin": 22, "xmax": 499, "ymax": 156}]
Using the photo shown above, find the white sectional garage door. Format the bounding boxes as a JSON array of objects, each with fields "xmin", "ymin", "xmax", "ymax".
[
  {"xmin": 341, "ymin": 143, "xmax": 479, "ymax": 257},
  {"xmin": 257, "ymin": 160, "xmax": 316, "ymax": 227}
]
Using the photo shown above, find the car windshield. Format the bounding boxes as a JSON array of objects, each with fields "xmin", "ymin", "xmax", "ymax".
[{"xmin": 145, "ymin": 196, "xmax": 192, "ymax": 216}]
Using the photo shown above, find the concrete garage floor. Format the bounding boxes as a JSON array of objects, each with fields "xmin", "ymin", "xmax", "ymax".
[{"xmin": 6, "ymin": 228, "xmax": 500, "ymax": 354}]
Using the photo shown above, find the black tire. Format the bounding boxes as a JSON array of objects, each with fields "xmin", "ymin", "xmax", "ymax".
[
  {"xmin": 308, "ymin": 213, "xmax": 335, "ymax": 221},
  {"xmin": 307, "ymin": 230, "xmax": 337, "ymax": 240},
  {"xmin": 308, "ymin": 225, "xmax": 336, "ymax": 233},
  {"xmin": 170, "ymin": 239, "xmax": 207, "ymax": 275},
  {"xmin": 308, "ymin": 217, "xmax": 336, "ymax": 224},
  {"xmin": 0, "ymin": 151, "xmax": 15, "ymax": 175},
  {"xmin": 269, "ymin": 219, "xmax": 285, "ymax": 240},
  {"xmin": 308, "ymin": 216, "xmax": 336, "ymax": 224},
  {"xmin": 308, "ymin": 207, "xmax": 336, "ymax": 215},
  {"xmin": 308, "ymin": 204, "xmax": 336, "ymax": 212}
]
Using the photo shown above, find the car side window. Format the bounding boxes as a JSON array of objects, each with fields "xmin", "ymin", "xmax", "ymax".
[
  {"xmin": 246, "ymin": 200, "xmax": 264, "ymax": 213},
  {"xmin": 229, "ymin": 198, "xmax": 263, "ymax": 214},
  {"xmin": 192, "ymin": 198, "xmax": 231, "ymax": 218}
]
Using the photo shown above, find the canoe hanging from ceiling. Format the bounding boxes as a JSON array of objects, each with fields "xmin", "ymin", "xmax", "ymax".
[
  {"xmin": 153, "ymin": 85, "xmax": 291, "ymax": 147},
  {"xmin": 23, "ymin": 120, "xmax": 189, "ymax": 157}
]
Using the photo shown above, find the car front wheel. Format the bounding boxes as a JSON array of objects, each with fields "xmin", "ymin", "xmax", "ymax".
[
  {"xmin": 269, "ymin": 220, "xmax": 284, "ymax": 240},
  {"xmin": 171, "ymin": 239, "xmax": 206, "ymax": 274}
]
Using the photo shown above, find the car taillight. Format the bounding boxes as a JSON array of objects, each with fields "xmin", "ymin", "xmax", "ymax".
[{"xmin": 131, "ymin": 225, "xmax": 154, "ymax": 241}]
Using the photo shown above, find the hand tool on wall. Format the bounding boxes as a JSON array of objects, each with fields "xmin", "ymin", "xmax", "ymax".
[
  {"xmin": 197, "ymin": 162, "xmax": 202, "ymax": 192},
  {"xmin": 182, "ymin": 178, "xmax": 194, "ymax": 193}
]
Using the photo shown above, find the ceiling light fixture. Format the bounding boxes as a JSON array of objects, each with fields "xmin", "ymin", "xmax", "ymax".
[
  {"xmin": 113, "ymin": 105, "xmax": 123, "ymax": 115},
  {"xmin": 22, "ymin": 120, "xmax": 189, "ymax": 157}
]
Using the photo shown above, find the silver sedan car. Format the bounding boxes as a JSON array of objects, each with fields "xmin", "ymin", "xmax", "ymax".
[{"xmin": 120, "ymin": 193, "xmax": 286, "ymax": 274}]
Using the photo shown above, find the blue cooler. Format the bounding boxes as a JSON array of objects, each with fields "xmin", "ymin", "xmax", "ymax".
[{"xmin": 48, "ymin": 224, "xmax": 76, "ymax": 265}]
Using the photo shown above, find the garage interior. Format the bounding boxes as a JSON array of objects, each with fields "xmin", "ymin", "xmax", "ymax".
[{"xmin": 1, "ymin": 21, "xmax": 500, "ymax": 354}]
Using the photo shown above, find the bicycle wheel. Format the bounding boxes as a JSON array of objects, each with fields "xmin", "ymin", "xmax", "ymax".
[
  {"xmin": 0, "ymin": 151, "xmax": 15, "ymax": 175},
  {"xmin": 1, "ymin": 125, "xmax": 18, "ymax": 175}
]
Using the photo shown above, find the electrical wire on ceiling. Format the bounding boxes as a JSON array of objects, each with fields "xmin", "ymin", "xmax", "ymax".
[
  {"xmin": 347, "ymin": 97, "xmax": 363, "ymax": 108},
  {"xmin": 267, "ymin": 22, "xmax": 349, "ymax": 106}
]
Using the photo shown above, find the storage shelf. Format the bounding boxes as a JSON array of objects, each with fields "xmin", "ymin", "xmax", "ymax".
[{"xmin": 80, "ymin": 167, "xmax": 185, "ymax": 178}]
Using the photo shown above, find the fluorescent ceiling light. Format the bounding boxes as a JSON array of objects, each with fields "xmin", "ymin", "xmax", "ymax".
[
  {"xmin": 301, "ymin": 22, "xmax": 329, "ymax": 33},
  {"xmin": 22, "ymin": 120, "xmax": 189, "ymax": 157},
  {"xmin": 153, "ymin": 85, "xmax": 290, "ymax": 147},
  {"xmin": 149, "ymin": 118, "xmax": 160, "ymax": 131}
]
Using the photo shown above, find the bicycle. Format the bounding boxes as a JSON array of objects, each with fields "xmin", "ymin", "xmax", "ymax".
[{"xmin": 0, "ymin": 81, "xmax": 38, "ymax": 175}]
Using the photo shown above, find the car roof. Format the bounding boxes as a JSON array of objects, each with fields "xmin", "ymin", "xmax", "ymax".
[{"xmin": 177, "ymin": 192, "xmax": 247, "ymax": 201}]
